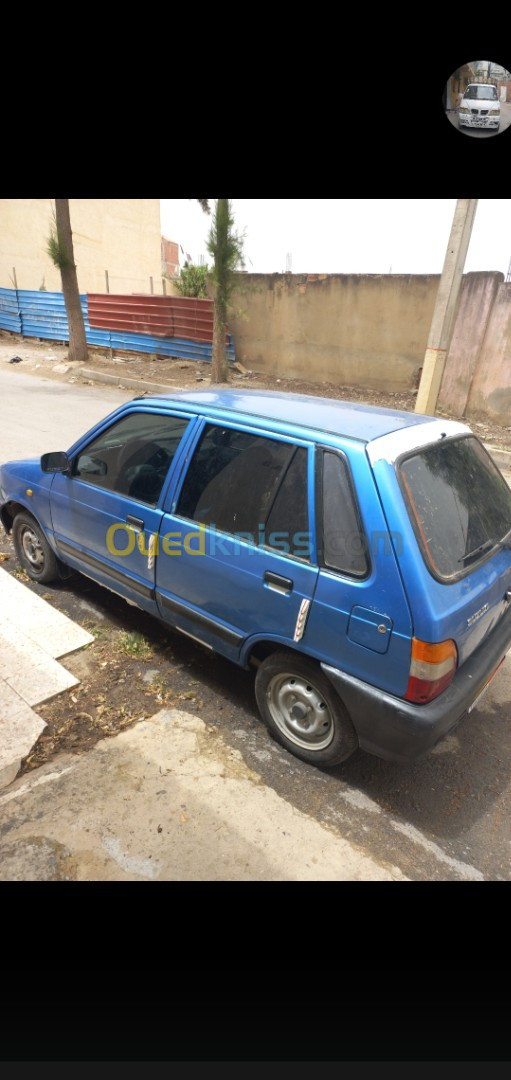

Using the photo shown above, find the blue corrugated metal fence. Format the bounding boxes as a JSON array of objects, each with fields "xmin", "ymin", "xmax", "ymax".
[
  {"xmin": 0, "ymin": 288, "xmax": 235, "ymax": 363},
  {"xmin": 0, "ymin": 288, "xmax": 22, "ymax": 333}
]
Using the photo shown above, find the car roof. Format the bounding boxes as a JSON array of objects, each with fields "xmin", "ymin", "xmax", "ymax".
[{"xmin": 133, "ymin": 388, "xmax": 437, "ymax": 443}]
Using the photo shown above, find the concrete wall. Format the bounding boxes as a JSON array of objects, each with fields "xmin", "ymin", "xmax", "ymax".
[
  {"xmin": 465, "ymin": 281, "xmax": 511, "ymax": 424},
  {"xmin": 0, "ymin": 199, "xmax": 163, "ymax": 295},
  {"xmin": 229, "ymin": 273, "xmax": 441, "ymax": 391},
  {"xmin": 438, "ymin": 272, "xmax": 503, "ymax": 415}
]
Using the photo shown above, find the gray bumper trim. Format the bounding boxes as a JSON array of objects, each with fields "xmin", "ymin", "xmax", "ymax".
[{"xmin": 321, "ymin": 604, "xmax": 511, "ymax": 762}]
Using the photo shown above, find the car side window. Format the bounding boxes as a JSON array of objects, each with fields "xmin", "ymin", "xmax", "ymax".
[
  {"xmin": 265, "ymin": 447, "xmax": 311, "ymax": 559},
  {"xmin": 73, "ymin": 412, "xmax": 190, "ymax": 506},
  {"xmin": 320, "ymin": 450, "xmax": 368, "ymax": 576},
  {"xmin": 176, "ymin": 423, "xmax": 310, "ymax": 557}
]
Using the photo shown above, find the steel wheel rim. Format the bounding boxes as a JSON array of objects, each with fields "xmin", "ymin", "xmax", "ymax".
[
  {"xmin": 20, "ymin": 526, "xmax": 45, "ymax": 569},
  {"xmin": 266, "ymin": 672, "xmax": 334, "ymax": 751}
]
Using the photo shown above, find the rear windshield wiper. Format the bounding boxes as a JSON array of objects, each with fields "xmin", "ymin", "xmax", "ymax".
[{"xmin": 458, "ymin": 539, "xmax": 495, "ymax": 564}]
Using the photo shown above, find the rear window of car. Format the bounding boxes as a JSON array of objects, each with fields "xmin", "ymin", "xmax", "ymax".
[{"xmin": 399, "ymin": 435, "xmax": 511, "ymax": 580}]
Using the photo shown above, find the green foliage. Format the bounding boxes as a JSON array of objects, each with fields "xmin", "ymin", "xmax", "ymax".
[
  {"xmin": 117, "ymin": 630, "xmax": 154, "ymax": 660},
  {"xmin": 207, "ymin": 199, "xmax": 245, "ymax": 309},
  {"xmin": 174, "ymin": 263, "xmax": 209, "ymax": 298},
  {"xmin": 46, "ymin": 225, "xmax": 72, "ymax": 271}
]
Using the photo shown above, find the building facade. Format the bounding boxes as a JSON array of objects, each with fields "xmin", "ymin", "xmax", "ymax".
[{"xmin": 0, "ymin": 199, "xmax": 163, "ymax": 294}]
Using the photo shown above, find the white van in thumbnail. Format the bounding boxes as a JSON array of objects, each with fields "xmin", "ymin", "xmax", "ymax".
[{"xmin": 459, "ymin": 84, "xmax": 500, "ymax": 131}]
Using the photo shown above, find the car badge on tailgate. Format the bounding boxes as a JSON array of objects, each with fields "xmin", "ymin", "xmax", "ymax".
[{"xmin": 467, "ymin": 602, "xmax": 489, "ymax": 627}]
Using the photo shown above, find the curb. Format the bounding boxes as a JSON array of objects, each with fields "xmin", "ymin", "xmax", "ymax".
[
  {"xmin": 79, "ymin": 368, "xmax": 184, "ymax": 395},
  {"xmin": 484, "ymin": 445, "xmax": 511, "ymax": 469}
]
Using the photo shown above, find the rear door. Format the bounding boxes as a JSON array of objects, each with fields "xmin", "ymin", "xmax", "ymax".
[{"xmin": 155, "ymin": 419, "xmax": 319, "ymax": 659}]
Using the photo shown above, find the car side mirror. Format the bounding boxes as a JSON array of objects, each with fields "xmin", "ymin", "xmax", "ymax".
[{"xmin": 41, "ymin": 451, "xmax": 71, "ymax": 475}]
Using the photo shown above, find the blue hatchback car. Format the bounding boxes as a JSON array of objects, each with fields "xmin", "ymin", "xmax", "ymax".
[{"xmin": 1, "ymin": 389, "xmax": 511, "ymax": 768}]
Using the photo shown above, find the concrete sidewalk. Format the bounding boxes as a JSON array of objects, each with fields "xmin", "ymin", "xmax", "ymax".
[
  {"xmin": 0, "ymin": 568, "xmax": 93, "ymax": 788},
  {"xmin": 0, "ymin": 572, "xmax": 407, "ymax": 881},
  {"xmin": 0, "ymin": 706, "xmax": 407, "ymax": 880}
]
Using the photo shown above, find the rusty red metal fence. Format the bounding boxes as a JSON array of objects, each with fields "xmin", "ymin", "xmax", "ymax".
[{"xmin": 87, "ymin": 293, "xmax": 230, "ymax": 346}]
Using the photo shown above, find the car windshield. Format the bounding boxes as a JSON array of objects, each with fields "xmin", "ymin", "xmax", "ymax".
[
  {"xmin": 464, "ymin": 85, "xmax": 497, "ymax": 100},
  {"xmin": 399, "ymin": 436, "xmax": 511, "ymax": 581}
]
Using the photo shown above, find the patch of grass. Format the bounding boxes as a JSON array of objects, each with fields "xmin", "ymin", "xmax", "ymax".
[
  {"xmin": 117, "ymin": 630, "xmax": 154, "ymax": 661},
  {"xmin": 144, "ymin": 673, "xmax": 173, "ymax": 705},
  {"xmin": 12, "ymin": 564, "xmax": 29, "ymax": 582},
  {"xmin": 84, "ymin": 622, "xmax": 110, "ymax": 640}
]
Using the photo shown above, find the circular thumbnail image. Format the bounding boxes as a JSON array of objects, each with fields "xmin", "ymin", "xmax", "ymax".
[{"xmin": 444, "ymin": 60, "xmax": 510, "ymax": 137}]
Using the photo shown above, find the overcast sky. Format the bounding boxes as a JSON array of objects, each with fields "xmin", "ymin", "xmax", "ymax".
[{"xmin": 160, "ymin": 199, "xmax": 511, "ymax": 278}]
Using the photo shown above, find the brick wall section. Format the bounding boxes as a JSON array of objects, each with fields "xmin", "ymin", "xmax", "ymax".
[{"xmin": 161, "ymin": 238, "xmax": 179, "ymax": 278}]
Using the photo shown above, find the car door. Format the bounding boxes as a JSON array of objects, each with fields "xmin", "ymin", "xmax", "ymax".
[
  {"xmin": 49, "ymin": 408, "xmax": 195, "ymax": 611},
  {"xmin": 155, "ymin": 419, "xmax": 319, "ymax": 659}
]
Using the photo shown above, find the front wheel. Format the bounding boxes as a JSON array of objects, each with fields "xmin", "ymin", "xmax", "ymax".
[
  {"xmin": 254, "ymin": 651, "xmax": 358, "ymax": 767},
  {"xmin": 13, "ymin": 512, "xmax": 60, "ymax": 583}
]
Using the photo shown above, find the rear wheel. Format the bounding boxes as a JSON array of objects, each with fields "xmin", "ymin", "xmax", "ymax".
[
  {"xmin": 13, "ymin": 512, "xmax": 60, "ymax": 584},
  {"xmin": 254, "ymin": 651, "xmax": 358, "ymax": 767}
]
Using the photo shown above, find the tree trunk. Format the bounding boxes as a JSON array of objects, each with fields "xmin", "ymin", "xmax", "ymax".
[
  {"xmin": 54, "ymin": 199, "xmax": 88, "ymax": 364},
  {"xmin": 211, "ymin": 295, "xmax": 228, "ymax": 383}
]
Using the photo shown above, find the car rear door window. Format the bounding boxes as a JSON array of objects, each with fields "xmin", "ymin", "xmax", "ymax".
[
  {"xmin": 399, "ymin": 435, "xmax": 511, "ymax": 580},
  {"xmin": 265, "ymin": 446, "xmax": 310, "ymax": 558},
  {"xmin": 73, "ymin": 411, "xmax": 189, "ymax": 505},
  {"xmin": 176, "ymin": 424, "xmax": 310, "ymax": 557}
]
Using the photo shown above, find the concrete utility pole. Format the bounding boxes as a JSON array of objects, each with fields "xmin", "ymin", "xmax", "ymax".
[{"xmin": 415, "ymin": 198, "xmax": 478, "ymax": 415}]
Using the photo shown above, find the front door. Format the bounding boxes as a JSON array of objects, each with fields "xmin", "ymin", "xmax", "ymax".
[{"xmin": 50, "ymin": 408, "xmax": 194, "ymax": 611}]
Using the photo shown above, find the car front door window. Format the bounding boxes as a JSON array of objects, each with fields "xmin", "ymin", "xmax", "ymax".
[{"xmin": 74, "ymin": 412, "xmax": 190, "ymax": 506}]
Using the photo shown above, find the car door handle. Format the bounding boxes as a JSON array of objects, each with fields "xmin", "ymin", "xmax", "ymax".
[
  {"xmin": 263, "ymin": 571, "xmax": 293, "ymax": 595},
  {"xmin": 126, "ymin": 515, "xmax": 145, "ymax": 531}
]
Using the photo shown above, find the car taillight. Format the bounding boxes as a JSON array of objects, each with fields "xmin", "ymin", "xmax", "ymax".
[{"xmin": 405, "ymin": 638, "xmax": 458, "ymax": 704}]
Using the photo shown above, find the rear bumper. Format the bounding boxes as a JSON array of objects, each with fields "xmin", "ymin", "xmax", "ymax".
[{"xmin": 322, "ymin": 604, "xmax": 511, "ymax": 762}]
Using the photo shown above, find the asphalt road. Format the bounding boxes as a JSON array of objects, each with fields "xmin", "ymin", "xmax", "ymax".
[
  {"xmin": 0, "ymin": 364, "xmax": 132, "ymax": 460},
  {"xmin": 1, "ymin": 364, "xmax": 510, "ymax": 880}
]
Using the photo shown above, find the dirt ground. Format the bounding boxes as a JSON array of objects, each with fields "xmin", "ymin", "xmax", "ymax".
[
  {"xmin": 1, "ymin": 328, "xmax": 511, "ymax": 777},
  {"xmin": 0, "ymin": 526, "xmax": 256, "ymax": 777}
]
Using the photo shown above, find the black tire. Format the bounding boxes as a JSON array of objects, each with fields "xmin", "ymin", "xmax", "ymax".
[
  {"xmin": 13, "ymin": 511, "xmax": 60, "ymax": 584},
  {"xmin": 254, "ymin": 650, "xmax": 358, "ymax": 767}
]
